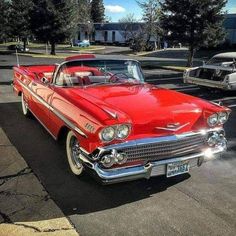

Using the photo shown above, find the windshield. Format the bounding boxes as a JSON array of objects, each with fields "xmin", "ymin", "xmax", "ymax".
[
  {"xmin": 54, "ymin": 59, "xmax": 144, "ymax": 87},
  {"xmin": 207, "ymin": 57, "xmax": 236, "ymax": 68}
]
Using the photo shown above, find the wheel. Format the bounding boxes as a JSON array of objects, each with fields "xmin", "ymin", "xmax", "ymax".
[
  {"xmin": 21, "ymin": 93, "xmax": 31, "ymax": 117},
  {"xmin": 66, "ymin": 131, "xmax": 84, "ymax": 176}
]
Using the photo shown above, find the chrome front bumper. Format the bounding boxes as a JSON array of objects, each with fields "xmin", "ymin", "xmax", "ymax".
[{"xmin": 80, "ymin": 146, "xmax": 224, "ymax": 184}]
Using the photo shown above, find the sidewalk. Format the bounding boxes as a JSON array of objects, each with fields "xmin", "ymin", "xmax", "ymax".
[{"xmin": 0, "ymin": 128, "xmax": 78, "ymax": 236}]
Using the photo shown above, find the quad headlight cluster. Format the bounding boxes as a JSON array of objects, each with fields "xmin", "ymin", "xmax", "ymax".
[
  {"xmin": 207, "ymin": 112, "xmax": 229, "ymax": 127},
  {"xmin": 99, "ymin": 124, "xmax": 131, "ymax": 142},
  {"xmin": 100, "ymin": 150, "xmax": 128, "ymax": 168}
]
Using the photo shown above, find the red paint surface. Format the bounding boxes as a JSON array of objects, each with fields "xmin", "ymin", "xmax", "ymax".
[{"xmin": 13, "ymin": 63, "xmax": 231, "ymax": 155}]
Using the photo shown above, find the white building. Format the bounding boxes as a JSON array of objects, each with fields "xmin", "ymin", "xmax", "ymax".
[
  {"xmin": 77, "ymin": 14, "xmax": 236, "ymax": 46},
  {"xmin": 78, "ymin": 22, "xmax": 144, "ymax": 44},
  {"xmin": 224, "ymin": 14, "xmax": 236, "ymax": 46}
]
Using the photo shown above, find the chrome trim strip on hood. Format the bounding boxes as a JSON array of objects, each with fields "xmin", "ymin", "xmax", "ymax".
[{"xmin": 155, "ymin": 122, "xmax": 190, "ymax": 132}]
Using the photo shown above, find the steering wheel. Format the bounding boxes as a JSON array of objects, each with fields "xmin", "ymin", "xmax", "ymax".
[{"xmin": 108, "ymin": 73, "xmax": 135, "ymax": 83}]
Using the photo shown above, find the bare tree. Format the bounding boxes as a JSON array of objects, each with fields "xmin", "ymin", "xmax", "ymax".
[
  {"xmin": 138, "ymin": 0, "xmax": 162, "ymax": 49},
  {"xmin": 119, "ymin": 14, "xmax": 138, "ymax": 42},
  {"xmin": 77, "ymin": 0, "xmax": 94, "ymax": 42},
  {"xmin": 119, "ymin": 14, "xmax": 146, "ymax": 51}
]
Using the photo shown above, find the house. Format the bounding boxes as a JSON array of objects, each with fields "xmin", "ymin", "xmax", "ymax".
[
  {"xmin": 224, "ymin": 14, "xmax": 236, "ymax": 46},
  {"xmin": 78, "ymin": 22, "xmax": 145, "ymax": 45},
  {"xmin": 77, "ymin": 14, "xmax": 236, "ymax": 46}
]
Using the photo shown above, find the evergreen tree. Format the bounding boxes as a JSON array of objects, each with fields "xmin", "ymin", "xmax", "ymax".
[
  {"xmin": 91, "ymin": 0, "xmax": 105, "ymax": 23},
  {"xmin": 0, "ymin": 0, "xmax": 10, "ymax": 42},
  {"xmin": 160, "ymin": 0, "xmax": 227, "ymax": 66},
  {"xmin": 8, "ymin": 0, "xmax": 33, "ymax": 50},
  {"xmin": 30, "ymin": 0, "xmax": 78, "ymax": 55}
]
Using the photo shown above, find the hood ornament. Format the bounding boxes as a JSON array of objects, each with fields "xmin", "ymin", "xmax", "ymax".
[{"xmin": 156, "ymin": 122, "xmax": 190, "ymax": 132}]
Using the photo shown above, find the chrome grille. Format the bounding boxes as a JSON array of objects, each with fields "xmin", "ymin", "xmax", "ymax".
[{"xmin": 118, "ymin": 134, "xmax": 206, "ymax": 162}]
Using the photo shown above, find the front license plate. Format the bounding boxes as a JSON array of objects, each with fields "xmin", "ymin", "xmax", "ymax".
[{"xmin": 166, "ymin": 161, "xmax": 190, "ymax": 178}]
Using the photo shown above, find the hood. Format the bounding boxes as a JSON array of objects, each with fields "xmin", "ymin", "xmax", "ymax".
[
  {"xmin": 65, "ymin": 84, "xmax": 207, "ymax": 137},
  {"xmin": 199, "ymin": 64, "xmax": 234, "ymax": 72}
]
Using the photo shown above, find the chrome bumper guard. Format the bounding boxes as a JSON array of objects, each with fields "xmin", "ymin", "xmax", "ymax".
[
  {"xmin": 79, "ymin": 128, "xmax": 226, "ymax": 184},
  {"xmin": 80, "ymin": 146, "xmax": 224, "ymax": 184}
]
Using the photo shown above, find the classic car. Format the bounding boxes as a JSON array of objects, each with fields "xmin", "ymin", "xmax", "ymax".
[
  {"xmin": 73, "ymin": 40, "xmax": 90, "ymax": 47},
  {"xmin": 183, "ymin": 52, "xmax": 236, "ymax": 90},
  {"xmin": 12, "ymin": 55, "xmax": 231, "ymax": 184}
]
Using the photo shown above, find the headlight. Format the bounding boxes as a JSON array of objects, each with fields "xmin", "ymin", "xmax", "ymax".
[
  {"xmin": 116, "ymin": 153, "xmax": 128, "ymax": 164},
  {"xmin": 218, "ymin": 112, "xmax": 228, "ymax": 124},
  {"xmin": 100, "ymin": 155, "xmax": 115, "ymax": 168},
  {"xmin": 116, "ymin": 125, "xmax": 130, "ymax": 139},
  {"xmin": 100, "ymin": 127, "xmax": 115, "ymax": 142},
  {"xmin": 207, "ymin": 132, "xmax": 220, "ymax": 147},
  {"xmin": 207, "ymin": 113, "xmax": 218, "ymax": 127}
]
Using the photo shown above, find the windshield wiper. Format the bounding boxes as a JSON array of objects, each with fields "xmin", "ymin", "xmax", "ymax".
[{"xmin": 84, "ymin": 81, "xmax": 110, "ymax": 88}]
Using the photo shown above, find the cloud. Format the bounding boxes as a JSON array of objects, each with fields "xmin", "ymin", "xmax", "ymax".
[
  {"xmin": 105, "ymin": 5, "xmax": 126, "ymax": 13},
  {"xmin": 228, "ymin": 7, "xmax": 236, "ymax": 13}
]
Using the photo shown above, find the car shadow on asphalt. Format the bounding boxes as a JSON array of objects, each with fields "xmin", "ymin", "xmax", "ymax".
[{"xmin": 0, "ymin": 102, "xmax": 193, "ymax": 217}]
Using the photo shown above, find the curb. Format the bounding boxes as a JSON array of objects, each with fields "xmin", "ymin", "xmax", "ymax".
[
  {"xmin": 17, "ymin": 53, "xmax": 66, "ymax": 59},
  {"xmin": 159, "ymin": 66, "xmax": 189, "ymax": 72},
  {"xmin": 141, "ymin": 64, "xmax": 185, "ymax": 73},
  {"xmin": 70, "ymin": 46, "xmax": 106, "ymax": 52},
  {"xmin": 128, "ymin": 49, "xmax": 164, "ymax": 57},
  {"xmin": 0, "ymin": 128, "xmax": 79, "ymax": 236}
]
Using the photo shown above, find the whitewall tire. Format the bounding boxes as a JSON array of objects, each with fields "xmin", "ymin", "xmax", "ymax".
[{"xmin": 66, "ymin": 131, "xmax": 84, "ymax": 176}]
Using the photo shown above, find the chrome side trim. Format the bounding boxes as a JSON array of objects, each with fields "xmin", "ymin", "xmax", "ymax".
[
  {"xmin": 80, "ymin": 147, "xmax": 90, "ymax": 155},
  {"xmin": 18, "ymin": 79, "xmax": 51, "ymax": 109},
  {"xmin": 17, "ymin": 79, "xmax": 87, "ymax": 138}
]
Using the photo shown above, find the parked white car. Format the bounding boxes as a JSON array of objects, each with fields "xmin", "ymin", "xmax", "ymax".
[{"xmin": 183, "ymin": 52, "xmax": 236, "ymax": 90}]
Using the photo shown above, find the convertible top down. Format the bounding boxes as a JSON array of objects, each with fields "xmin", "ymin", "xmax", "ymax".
[{"xmin": 13, "ymin": 55, "xmax": 230, "ymax": 184}]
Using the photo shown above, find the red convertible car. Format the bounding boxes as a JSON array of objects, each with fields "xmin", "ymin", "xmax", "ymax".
[{"xmin": 12, "ymin": 55, "xmax": 230, "ymax": 184}]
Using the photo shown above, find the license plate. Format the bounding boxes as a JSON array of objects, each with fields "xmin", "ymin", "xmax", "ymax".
[{"xmin": 166, "ymin": 161, "xmax": 190, "ymax": 178}]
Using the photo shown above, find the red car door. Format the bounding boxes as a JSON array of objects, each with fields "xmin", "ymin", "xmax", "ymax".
[{"xmin": 30, "ymin": 77, "xmax": 54, "ymax": 130}]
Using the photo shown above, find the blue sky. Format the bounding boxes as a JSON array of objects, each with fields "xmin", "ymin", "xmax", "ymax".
[{"xmin": 104, "ymin": 0, "xmax": 236, "ymax": 22}]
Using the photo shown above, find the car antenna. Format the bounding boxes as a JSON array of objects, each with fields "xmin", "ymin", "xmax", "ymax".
[{"xmin": 16, "ymin": 48, "xmax": 20, "ymax": 67}]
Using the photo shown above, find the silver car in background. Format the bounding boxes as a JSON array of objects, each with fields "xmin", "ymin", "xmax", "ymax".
[{"xmin": 183, "ymin": 52, "xmax": 236, "ymax": 90}]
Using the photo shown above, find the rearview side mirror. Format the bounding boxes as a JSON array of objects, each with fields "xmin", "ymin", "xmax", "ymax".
[{"xmin": 41, "ymin": 77, "xmax": 49, "ymax": 85}]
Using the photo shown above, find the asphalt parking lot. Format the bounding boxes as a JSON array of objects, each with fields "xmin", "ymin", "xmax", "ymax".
[{"xmin": 0, "ymin": 53, "xmax": 236, "ymax": 236}]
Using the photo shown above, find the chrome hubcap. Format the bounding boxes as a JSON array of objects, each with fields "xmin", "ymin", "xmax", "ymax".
[{"xmin": 70, "ymin": 137, "xmax": 82, "ymax": 169}]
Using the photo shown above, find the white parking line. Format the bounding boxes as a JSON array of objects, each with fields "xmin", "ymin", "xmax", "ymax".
[{"xmin": 227, "ymin": 104, "xmax": 236, "ymax": 108}]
